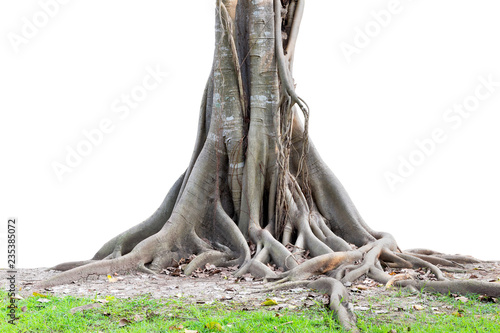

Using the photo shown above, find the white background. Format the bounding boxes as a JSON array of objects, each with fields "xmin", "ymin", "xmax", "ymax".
[{"xmin": 1, "ymin": 0, "xmax": 499, "ymax": 268}]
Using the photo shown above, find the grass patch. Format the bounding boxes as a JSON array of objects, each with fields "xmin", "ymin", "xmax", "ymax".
[{"xmin": 1, "ymin": 289, "xmax": 499, "ymax": 332}]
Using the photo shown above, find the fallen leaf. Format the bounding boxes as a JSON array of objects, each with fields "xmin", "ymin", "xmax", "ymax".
[
  {"xmin": 21, "ymin": 306, "xmax": 27, "ymax": 312},
  {"xmin": 205, "ymin": 322, "xmax": 222, "ymax": 331},
  {"xmin": 70, "ymin": 303, "xmax": 102, "ymax": 314},
  {"xmin": 413, "ymin": 304, "xmax": 424, "ymax": 311},
  {"xmin": 355, "ymin": 284, "xmax": 369, "ymax": 291},
  {"xmin": 33, "ymin": 292, "xmax": 47, "ymax": 298},
  {"xmin": 12, "ymin": 294, "xmax": 24, "ymax": 300},
  {"xmin": 452, "ymin": 310, "xmax": 464, "ymax": 317},
  {"xmin": 118, "ymin": 318, "xmax": 130, "ymax": 327},
  {"xmin": 184, "ymin": 330, "xmax": 198, "ymax": 333},
  {"xmin": 134, "ymin": 314, "xmax": 144, "ymax": 322},
  {"xmin": 261, "ymin": 298, "xmax": 278, "ymax": 306},
  {"xmin": 386, "ymin": 273, "xmax": 412, "ymax": 289},
  {"xmin": 107, "ymin": 275, "xmax": 118, "ymax": 283},
  {"xmin": 455, "ymin": 296, "xmax": 468, "ymax": 303}
]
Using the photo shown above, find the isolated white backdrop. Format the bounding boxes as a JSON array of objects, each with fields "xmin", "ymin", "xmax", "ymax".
[{"xmin": 1, "ymin": 0, "xmax": 499, "ymax": 268}]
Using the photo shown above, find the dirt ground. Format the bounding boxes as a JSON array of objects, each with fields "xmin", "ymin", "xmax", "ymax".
[{"xmin": 2, "ymin": 261, "xmax": 499, "ymax": 320}]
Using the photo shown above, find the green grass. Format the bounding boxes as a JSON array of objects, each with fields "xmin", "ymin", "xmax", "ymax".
[
  {"xmin": 356, "ymin": 290, "xmax": 500, "ymax": 332},
  {"xmin": 1, "ymin": 289, "xmax": 499, "ymax": 332}
]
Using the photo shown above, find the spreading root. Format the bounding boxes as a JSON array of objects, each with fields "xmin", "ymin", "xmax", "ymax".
[
  {"xmin": 38, "ymin": 1, "xmax": 500, "ymax": 332},
  {"xmin": 37, "ymin": 212, "xmax": 500, "ymax": 333}
]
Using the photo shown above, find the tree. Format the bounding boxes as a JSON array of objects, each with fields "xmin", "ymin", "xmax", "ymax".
[{"xmin": 38, "ymin": 1, "xmax": 500, "ymax": 331}]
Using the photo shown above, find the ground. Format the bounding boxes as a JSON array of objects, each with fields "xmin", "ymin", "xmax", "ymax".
[{"xmin": 3, "ymin": 261, "xmax": 499, "ymax": 325}]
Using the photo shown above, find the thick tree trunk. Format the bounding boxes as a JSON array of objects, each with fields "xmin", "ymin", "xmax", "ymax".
[{"xmin": 39, "ymin": 1, "xmax": 500, "ymax": 331}]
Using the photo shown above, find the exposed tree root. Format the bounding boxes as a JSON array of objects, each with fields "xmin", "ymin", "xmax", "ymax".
[
  {"xmin": 39, "ymin": 1, "xmax": 500, "ymax": 332},
  {"xmin": 309, "ymin": 278, "xmax": 359, "ymax": 333}
]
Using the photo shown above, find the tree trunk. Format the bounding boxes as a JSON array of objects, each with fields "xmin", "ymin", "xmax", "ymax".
[{"xmin": 38, "ymin": 1, "xmax": 500, "ymax": 331}]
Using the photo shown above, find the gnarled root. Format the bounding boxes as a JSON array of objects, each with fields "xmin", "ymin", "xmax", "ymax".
[{"xmin": 309, "ymin": 278, "xmax": 359, "ymax": 333}]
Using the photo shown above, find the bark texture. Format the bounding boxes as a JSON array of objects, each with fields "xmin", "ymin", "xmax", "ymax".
[{"xmin": 39, "ymin": 1, "xmax": 500, "ymax": 331}]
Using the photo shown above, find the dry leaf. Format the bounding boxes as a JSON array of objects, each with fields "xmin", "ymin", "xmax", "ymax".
[
  {"xmin": 385, "ymin": 273, "xmax": 412, "ymax": 289},
  {"xmin": 12, "ymin": 294, "xmax": 24, "ymax": 300},
  {"xmin": 134, "ymin": 314, "xmax": 144, "ymax": 322},
  {"xmin": 455, "ymin": 296, "xmax": 468, "ymax": 303},
  {"xmin": 413, "ymin": 304, "xmax": 424, "ymax": 311},
  {"xmin": 184, "ymin": 330, "xmax": 198, "ymax": 333},
  {"xmin": 261, "ymin": 298, "xmax": 278, "ymax": 306},
  {"xmin": 33, "ymin": 292, "xmax": 47, "ymax": 298},
  {"xmin": 21, "ymin": 306, "xmax": 27, "ymax": 312},
  {"xmin": 452, "ymin": 310, "xmax": 464, "ymax": 317},
  {"xmin": 107, "ymin": 275, "xmax": 118, "ymax": 283},
  {"xmin": 355, "ymin": 284, "xmax": 369, "ymax": 291},
  {"xmin": 118, "ymin": 318, "xmax": 130, "ymax": 327}
]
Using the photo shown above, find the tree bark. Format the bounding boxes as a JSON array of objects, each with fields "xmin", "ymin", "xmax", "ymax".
[{"xmin": 39, "ymin": 1, "xmax": 500, "ymax": 331}]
